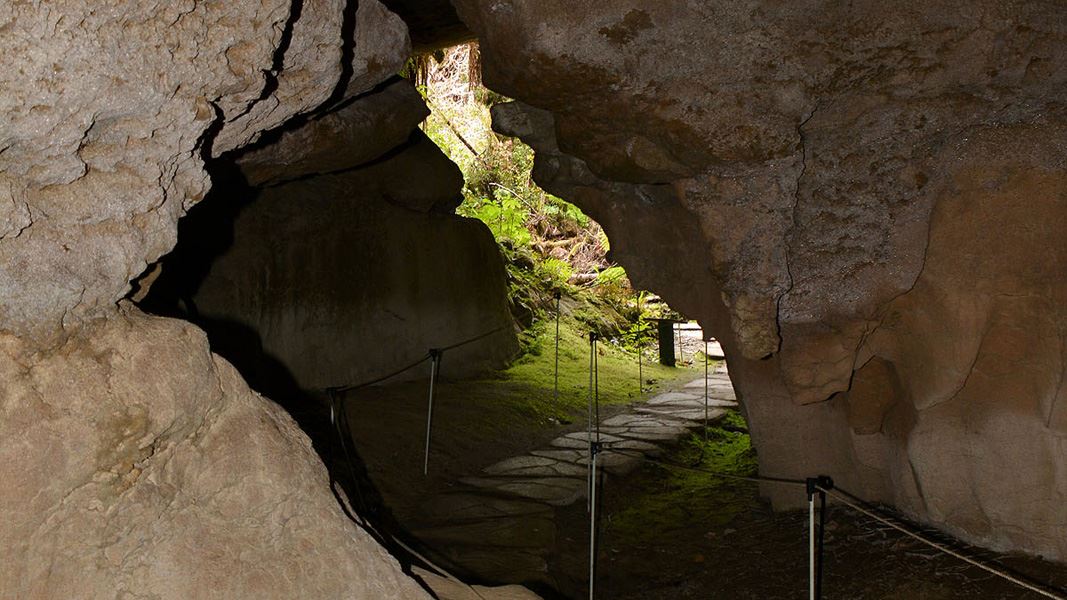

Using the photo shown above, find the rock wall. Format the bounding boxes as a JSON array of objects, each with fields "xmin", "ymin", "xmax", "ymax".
[
  {"xmin": 454, "ymin": 0, "xmax": 1067, "ymax": 559},
  {"xmin": 0, "ymin": 309, "xmax": 428, "ymax": 599},
  {"xmin": 145, "ymin": 107, "xmax": 517, "ymax": 394},
  {"xmin": 0, "ymin": 0, "xmax": 435, "ymax": 596}
]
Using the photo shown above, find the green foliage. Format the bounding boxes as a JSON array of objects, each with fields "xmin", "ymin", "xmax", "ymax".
[
  {"xmin": 467, "ymin": 192, "xmax": 532, "ymax": 245},
  {"xmin": 496, "ymin": 316, "xmax": 689, "ymax": 417},
  {"xmin": 537, "ymin": 258, "xmax": 574, "ymax": 287},
  {"xmin": 595, "ymin": 265, "xmax": 627, "ymax": 286},
  {"xmin": 604, "ymin": 410, "xmax": 759, "ymax": 543},
  {"xmin": 415, "ymin": 42, "xmax": 690, "ymax": 361}
]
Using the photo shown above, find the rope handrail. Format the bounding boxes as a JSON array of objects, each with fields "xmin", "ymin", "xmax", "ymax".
[
  {"xmin": 326, "ymin": 354, "xmax": 432, "ymax": 395},
  {"xmin": 438, "ymin": 323, "xmax": 510, "ymax": 352},
  {"xmin": 817, "ymin": 485, "xmax": 1067, "ymax": 600},
  {"xmin": 325, "ymin": 323, "xmax": 511, "ymax": 395},
  {"xmin": 327, "ymin": 394, "xmax": 490, "ymax": 600},
  {"xmin": 319, "ymin": 315, "xmax": 1065, "ymax": 600},
  {"xmin": 609, "ymin": 447, "xmax": 1065, "ymax": 598}
]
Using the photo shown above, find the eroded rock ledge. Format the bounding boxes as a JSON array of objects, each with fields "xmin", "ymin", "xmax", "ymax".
[{"xmin": 455, "ymin": 0, "xmax": 1067, "ymax": 559}]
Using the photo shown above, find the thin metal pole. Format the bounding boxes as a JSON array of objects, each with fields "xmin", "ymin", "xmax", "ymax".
[
  {"xmin": 809, "ymin": 486, "xmax": 816, "ymax": 600},
  {"xmin": 587, "ymin": 332, "xmax": 595, "ymax": 512},
  {"xmin": 637, "ymin": 334, "xmax": 643, "ymax": 395},
  {"xmin": 704, "ymin": 340, "xmax": 709, "ymax": 442},
  {"xmin": 637, "ymin": 294, "xmax": 643, "ymax": 395},
  {"xmin": 588, "ymin": 446, "xmax": 599, "ymax": 600},
  {"xmin": 588, "ymin": 331, "xmax": 601, "ymax": 600},
  {"xmin": 554, "ymin": 291, "xmax": 561, "ymax": 403},
  {"xmin": 594, "ymin": 335, "xmax": 600, "ymax": 441},
  {"xmin": 423, "ymin": 350, "xmax": 440, "ymax": 476},
  {"xmin": 817, "ymin": 488, "xmax": 827, "ymax": 599}
]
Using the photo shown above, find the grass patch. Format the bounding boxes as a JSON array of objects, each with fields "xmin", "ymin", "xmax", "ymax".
[
  {"xmin": 604, "ymin": 409, "xmax": 758, "ymax": 543},
  {"xmin": 463, "ymin": 316, "xmax": 692, "ymax": 425}
]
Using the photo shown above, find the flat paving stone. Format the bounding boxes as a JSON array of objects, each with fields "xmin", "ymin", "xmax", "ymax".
[
  {"xmin": 684, "ymin": 378, "xmax": 733, "ymax": 390},
  {"xmin": 601, "ymin": 413, "xmax": 689, "ymax": 428},
  {"xmin": 483, "ymin": 458, "xmax": 587, "ymax": 478},
  {"xmin": 530, "ymin": 449, "xmax": 584, "ymax": 464},
  {"xmin": 420, "ymin": 493, "xmax": 553, "ymax": 522},
  {"xmin": 609, "ymin": 428, "xmax": 687, "ymax": 441},
  {"xmin": 647, "ymin": 391, "xmax": 702, "ymax": 404},
  {"xmin": 637, "ymin": 406, "xmax": 730, "ymax": 422},
  {"xmin": 460, "ymin": 476, "xmax": 586, "ymax": 506},
  {"xmin": 550, "ymin": 431, "xmax": 627, "ymax": 449},
  {"xmin": 604, "ymin": 438, "xmax": 662, "ymax": 453},
  {"xmin": 646, "ymin": 396, "xmax": 738, "ymax": 409},
  {"xmin": 601, "ymin": 414, "xmax": 653, "ymax": 427},
  {"xmin": 575, "ymin": 451, "xmax": 642, "ymax": 475}
]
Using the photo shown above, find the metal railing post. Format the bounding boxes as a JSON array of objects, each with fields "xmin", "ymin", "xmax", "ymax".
[
  {"xmin": 423, "ymin": 349, "xmax": 442, "ymax": 476},
  {"xmin": 554, "ymin": 290, "xmax": 561, "ymax": 403}
]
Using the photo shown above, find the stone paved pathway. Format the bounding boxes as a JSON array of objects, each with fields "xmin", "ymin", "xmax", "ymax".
[{"xmin": 411, "ymin": 365, "xmax": 737, "ymax": 585}]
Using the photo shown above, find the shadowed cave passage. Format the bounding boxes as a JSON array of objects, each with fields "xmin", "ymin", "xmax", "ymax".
[
  {"xmin": 2, "ymin": 2, "xmax": 1066, "ymax": 599},
  {"xmin": 133, "ymin": 41, "xmax": 1066, "ymax": 599}
]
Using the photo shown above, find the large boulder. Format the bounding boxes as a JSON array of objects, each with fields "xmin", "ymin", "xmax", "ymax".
[{"xmin": 0, "ymin": 309, "xmax": 428, "ymax": 598}]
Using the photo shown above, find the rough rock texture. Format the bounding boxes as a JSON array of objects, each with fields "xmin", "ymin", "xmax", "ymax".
[
  {"xmin": 0, "ymin": 308, "xmax": 428, "ymax": 599},
  {"xmin": 0, "ymin": 0, "xmax": 436, "ymax": 596},
  {"xmin": 138, "ymin": 74, "xmax": 516, "ymax": 394},
  {"xmin": 456, "ymin": 0, "xmax": 1067, "ymax": 559},
  {"xmin": 237, "ymin": 77, "xmax": 430, "ymax": 188},
  {"xmin": 146, "ymin": 125, "xmax": 517, "ymax": 393}
]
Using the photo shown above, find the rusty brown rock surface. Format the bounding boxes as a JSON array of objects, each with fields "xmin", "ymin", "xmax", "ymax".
[{"xmin": 458, "ymin": 0, "xmax": 1067, "ymax": 559}]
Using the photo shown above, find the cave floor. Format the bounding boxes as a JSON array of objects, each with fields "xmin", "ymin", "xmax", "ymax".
[{"xmin": 342, "ymin": 368, "xmax": 1067, "ymax": 600}]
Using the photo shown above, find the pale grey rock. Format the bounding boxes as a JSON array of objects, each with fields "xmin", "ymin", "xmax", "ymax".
[{"xmin": 0, "ymin": 309, "xmax": 428, "ymax": 599}]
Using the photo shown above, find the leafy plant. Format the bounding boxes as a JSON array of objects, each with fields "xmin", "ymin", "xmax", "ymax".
[
  {"xmin": 411, "ymin": 42, "xmax": 686, "ymax": 356},
  {"xmin": 536, "ymin": 257, "xmax": 573, "ymax": 287}
]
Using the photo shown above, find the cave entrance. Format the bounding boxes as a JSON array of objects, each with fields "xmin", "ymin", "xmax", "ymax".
[
  {"xmin": 131, "ymin": 36, "xmax": 750, "ymax": 598},
  {"xmin": 319, "ymin": 43, "xmax": 761, "ymax": 599}
]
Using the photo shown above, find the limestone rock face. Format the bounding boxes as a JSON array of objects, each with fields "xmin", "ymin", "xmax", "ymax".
[
  {"xmin": 457, "ymin": 0, "xmax": 1067, "ymax": 559},
  {"xmin": 238, "ymin": 77, "xmax": 430, "ymax": 187},
  {"xmin": 0, "ymin": 0, "xmax": 408, "ymax": 345},
  {"xmin": 0, "ymin": 1, "xmax": 432, "ymax": 596},
  {"xmin": 0, "ymin": 308, "xmax": 429, "ymax": 599}
]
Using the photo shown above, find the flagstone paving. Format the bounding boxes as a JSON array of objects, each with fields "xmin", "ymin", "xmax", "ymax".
[{"xmin": 411, "ymin": 365, "xmax": 738, "ymax": 585}]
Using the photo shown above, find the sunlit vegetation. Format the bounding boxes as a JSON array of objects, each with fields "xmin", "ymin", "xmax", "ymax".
[{"xmin": 406, "ymin": 44, "xmax": 681, "ymax": 365}]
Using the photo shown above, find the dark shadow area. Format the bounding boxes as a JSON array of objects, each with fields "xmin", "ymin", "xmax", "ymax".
[
  {"xmin": 135, "ymin": 158, "xmax": 445, "ymax": 593},
  {"xmin": 379, "ymin": 0, "xmax": 474, "ymax": 53}
]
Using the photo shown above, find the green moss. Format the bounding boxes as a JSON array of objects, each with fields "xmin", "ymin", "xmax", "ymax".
[
  {"xmin": 604, "ymin": 410, "xmax": 758, "ymax": 543},
  {"xmin": 466, "ymin": 317, "xmax": 692, "ymax": 425}
]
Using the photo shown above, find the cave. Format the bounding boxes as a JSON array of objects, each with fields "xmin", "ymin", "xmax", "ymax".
[{"xmin": 1, "ymin": 1, "xmax": 1066, "ymax": 599}]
